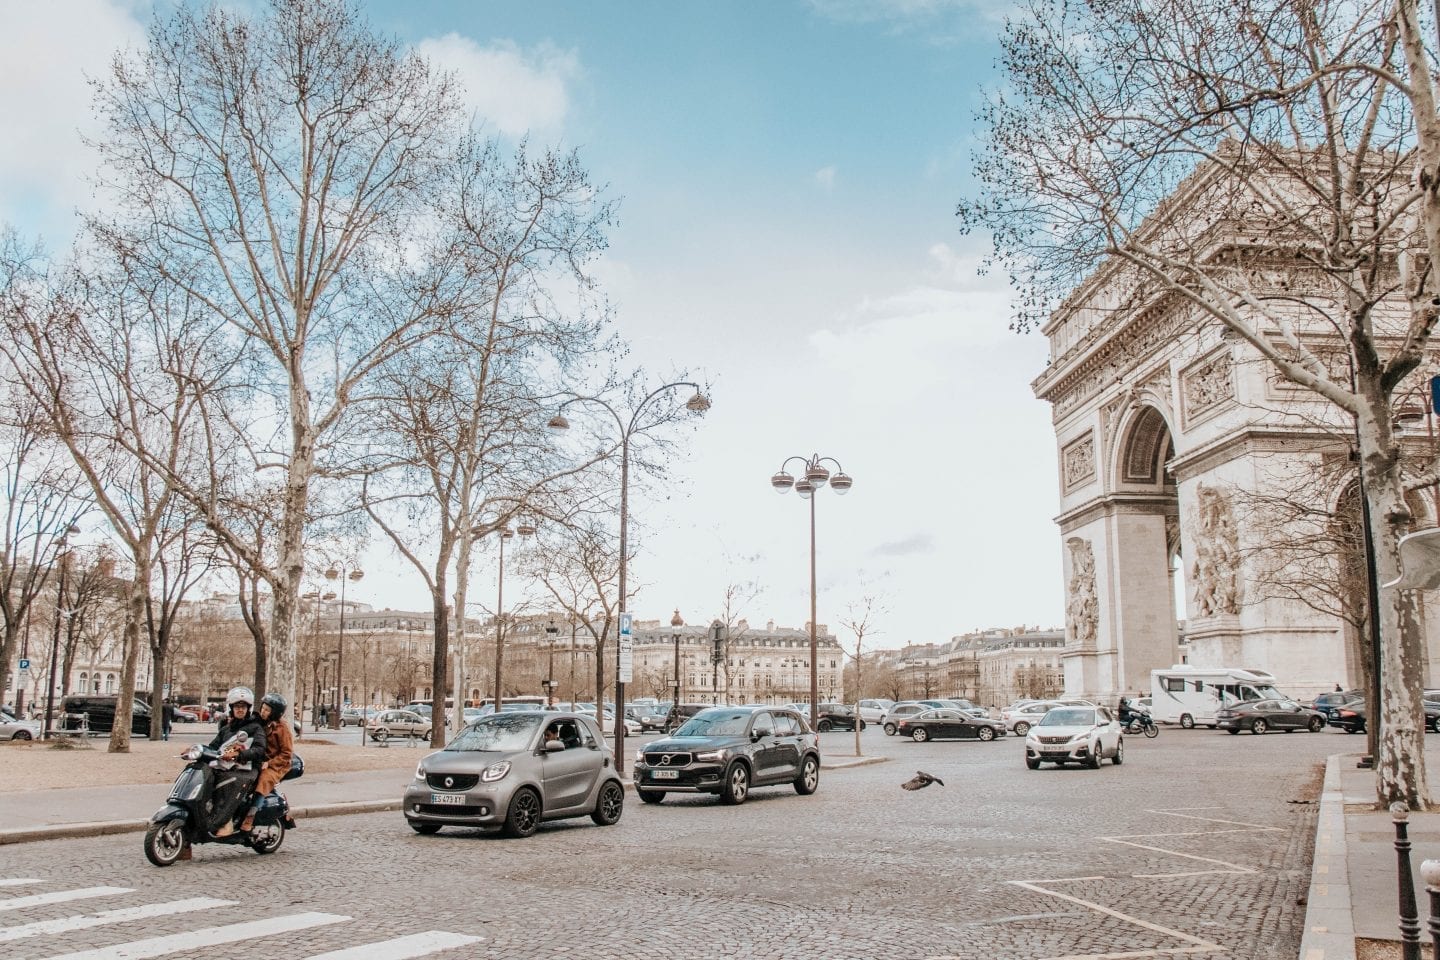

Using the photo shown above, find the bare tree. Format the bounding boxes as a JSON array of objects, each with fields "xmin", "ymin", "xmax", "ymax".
[
  {"xmin": 85, "ymin": 0, "xmax": 472, "ymax": 717},
  {"xmin": 959, "ymin": 0, "xmax": 1440, "ymax": 807},
  {"xmin": 715, "ymin": 573, "xmax": 764, "ymax": 704},
  {"xmin": 145, "ymin": 518, "xmax": 214, "ymax": 739},
  {"xmin": 837, "ymin": 594, "xmax": 885, "ymax": 757}
]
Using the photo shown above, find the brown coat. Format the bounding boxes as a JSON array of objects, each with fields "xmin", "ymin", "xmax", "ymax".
[{"xmin": 254, "ymin": 718, "xmax": 294, "ymax": 797}]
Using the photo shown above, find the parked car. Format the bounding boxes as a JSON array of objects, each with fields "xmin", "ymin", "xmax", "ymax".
[
  {"xmin": 0, "ymin": 710, "xmax": 41, "ymax": 740},
  {"xmin": 1216, "ymin": 698, "xmax": 1326, "ymax": 734},
  {"xmin": 404, "ymin": 711, "xmax": 624, "ymax": 837},
  {"xmin": 1328, "ymin": 698, "xmax": 1440, "ymax": 734},
  {"xmin": 897, "ymin": 709, "xmax": 1005, "ymax": 742},
  {"xmin": 634, "ymin": 705, "xmax": 820, "ymax": 805},
  {"xmin": 663, "ymin": 702, "xmax": 713, "ymax": 734},
  {"xmin": 59, "ymin": 695, "xmax": 152, "ymax": 736},
  {"xmin": 1311, "ymin": 690, "xmax": 1362, "ymax": 721},
  {"xmin": 626, "ymin": 705, "xmax": 667, "ymax": 732},
  {"xmin": 171, "ymin": 707, "xmax": 201, "ymax": 724},
  {"xmin": 858, "ymin": 699, "xmax": 891, "ymax": 724},
  {"xmin": 811, "ymin": 703, "xmax": 864, "ymax": 732},
  {"xmin": 367, "ymin": 709, "xmax": 431, "ymax": 742},
  {"xmin": 1004, "ymin": 700, "xmax": 1063, "ymax": 736},
  {"xmin": 881, "ymin": 702, "xmax": 931, "ymax": 736},
  {"xmin": 1024, "ymin": 705, "xmax": 1124, "ymax": 769}
]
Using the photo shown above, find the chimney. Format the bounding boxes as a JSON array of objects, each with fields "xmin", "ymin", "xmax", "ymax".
[{"xmin": 766, "ymin": 619, "xmax": 774, "ymax": 632}]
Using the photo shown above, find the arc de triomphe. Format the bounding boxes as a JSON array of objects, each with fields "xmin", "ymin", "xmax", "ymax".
[{"xmin": 1032, "ymin": 267, "xmax": 1440, "ymax": 702}]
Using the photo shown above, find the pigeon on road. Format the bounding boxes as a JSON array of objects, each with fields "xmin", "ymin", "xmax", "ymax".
[{"xmin": 901, "ymin": 770, "xmax": 945, "ymax": 790}]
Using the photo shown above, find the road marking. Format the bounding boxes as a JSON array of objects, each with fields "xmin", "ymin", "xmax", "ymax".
[
  {"xmin": 301, "ymin": 931, "xmax": 485, "ymax": 959},
  {"xmin": 0, "ymin": 898, "xmax": 234, "ymax": 942},
  {"xmin": 31, "ymin": 911, "xmax": 350, "ymax": 960},
  {"xmin": 0, "ymin": 880, "xmax": 45, "ymax": 888},
  {"xmin": 0, "ymin": 888, "xmax": 131, "ymax": 912},
  {"xmin": 1007, "ymin": 879, "xmax": 1222, "ymax": 959},
  {"xmin": 1101, "ymin": 837, "xmax": 1257, "ymax": 874}
]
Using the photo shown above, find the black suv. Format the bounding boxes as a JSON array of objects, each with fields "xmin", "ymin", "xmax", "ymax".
[
  {"xmin": 635, "ymin": 705, "xmax": 820, "ymax": 805},
  {"xmin": 60, "ymin": 696, "xmax": 152, "ymax": 735},
  {"xmin": 812, "ymin": 702, "xmax": 864, "ymax": 732}
]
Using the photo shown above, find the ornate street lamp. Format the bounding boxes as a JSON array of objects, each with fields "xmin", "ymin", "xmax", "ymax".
[
  {"xmin": 545, "ymin": 619, "xmax": 559, "ymax": 707},
  {"xmin": 711, "ymin": 620, "xmax": 725, "ymax": 705},
  {"xmin": 548, "ymin": 381, "xmax": 711, "ymax": 774},
  {"xmin": 324, "ymin": 564, "xmax": 364, "ymax": 731},
  {"xmin": 483, "ymin": 521, "xmax": 535, "ymax": 716},
  {"xmin": 42, "ymin": 523, "xmax": 80, "ymax": 740},
  {"xmin": 670, "ymin": 609, "xmax": 684, "ymax": 708},
  {"xmin": 770, "ymin": 454, "xmax": 852, "ymax": 729}
]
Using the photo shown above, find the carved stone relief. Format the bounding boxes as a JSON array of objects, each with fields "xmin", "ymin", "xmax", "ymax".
[
  {"xmin": 1182, "ymin": 350, "xmax": 1235, "ymax": 425},
  {"xmin": 1050, "ymin": 306, "xmax": 1190, "ymax": 419},
  {"xmin": 1065, "ymin": 537, "xmax": 1099, "ymax": 649},
  {"xmin": 1189, "ymin": 483, "xmax": 1241, "ymax": 617},
  {"xmin": 1062, "ymin": 433, "xmax": 1097, "ymax": 492}
]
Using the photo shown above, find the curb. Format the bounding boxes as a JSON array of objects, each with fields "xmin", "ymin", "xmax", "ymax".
[
  {"xmin": 821, "ymin": 755, "xmax": 889, "ymax": 769},
  {"xmin": 1298, "ymin": 754, "xmax": 1356, "ymax": 960},
  {"xmin": 0, "ymin": 799, "xmax": 402, "ymax": 847}
]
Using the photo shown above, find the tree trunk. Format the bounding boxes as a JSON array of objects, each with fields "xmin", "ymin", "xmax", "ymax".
[
  {"xmin": 108, "ymin": 557, "xmax": 149, "ymax": 753},
  {"xmin": 267, "ymin": 389, "xmax": 314, "ymax": 719},
  {"xmin": 429, "ymin": 583, "xmax": 450, "ymax": 748}
]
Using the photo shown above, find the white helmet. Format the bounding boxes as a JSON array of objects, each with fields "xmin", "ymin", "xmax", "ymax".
[{"xmin": 226, "ymin": 686, "xmax": 255, "ymax": 708}]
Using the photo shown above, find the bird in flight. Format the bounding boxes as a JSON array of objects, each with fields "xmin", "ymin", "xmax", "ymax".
[{"xmin": 901, "ymin": 771, "xmax": 944, "ymax": 790}]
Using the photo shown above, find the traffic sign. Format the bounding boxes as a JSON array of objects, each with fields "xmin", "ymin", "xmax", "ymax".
[{"xmin": 17, "ymin": 658, "xmax": 30, "ymax": 671}]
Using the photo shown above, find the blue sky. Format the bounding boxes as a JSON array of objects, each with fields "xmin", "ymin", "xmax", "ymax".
[{"xmin": 0, "ymin": 0, "xmax": 1067, "ymax": 649}]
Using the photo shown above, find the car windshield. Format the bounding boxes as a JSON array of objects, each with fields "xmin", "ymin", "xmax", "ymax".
[
  {"xmin": 444, "ymin": 713, "xmax": 542, "ymax": 752},
  {"xmin": 675, "ymin": 709, "xmax": 753, "ymax": 737},
  {"xmin": 1039, "ymin": 708, "xmax": 1097, "ymax": 727}
]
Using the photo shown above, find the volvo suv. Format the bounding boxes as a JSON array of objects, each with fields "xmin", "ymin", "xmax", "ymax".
[{"xmin": 634, "ymin": 706, "xmax": 820, "ymax": 805}]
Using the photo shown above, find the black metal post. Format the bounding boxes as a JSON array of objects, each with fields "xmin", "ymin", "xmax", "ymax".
[
  {"xmin": 1393, "ymin": 802, "xmax": 1422, "ymax": 960},
  {"xmin": 1422, "ymin": 858, "xmax": 1440, "ymax": 960}
]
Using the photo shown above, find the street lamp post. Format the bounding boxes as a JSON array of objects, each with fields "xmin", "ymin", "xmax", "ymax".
[
  {"xmin": 771, "ymin": 454, "xmax": 853, "ymax": 729},
  {"xmin": 545, "ymin": 619, "xmax": 559, "ymax": 707},
  {"xmin": 711, "ymin": 620, "xmax": 724, "ymax": 704},
  {"xmin": 671, "ymin": 609, "xmax": 684, "ymax": 708},
  {"xmin": 548, "ymin": 381, "xmax": 711, "ymax": 775},
  {"xmin": 487, "ymin": 522, "xmax": 536, "ymax": 714},
  {"xmin": 42, "ymin": 524, "xmax": 80, "ymax": 740},
  {"xmin": 325, "ymin": 564, "xmax": 364, "ymax": 730}
]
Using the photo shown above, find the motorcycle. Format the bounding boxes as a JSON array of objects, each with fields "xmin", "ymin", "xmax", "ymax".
[
  {"xmin": 1121, "ymin": 711, "xmax": 1160, "ymax": 738},
  {"xmin": 143, "ymin": 740, "xmax": 302, "ymax": 867}
]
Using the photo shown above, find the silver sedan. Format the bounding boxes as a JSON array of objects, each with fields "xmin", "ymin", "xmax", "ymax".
[{"xmin": 0, "ymin": 711, "xmax": 40, "ymax": 740}]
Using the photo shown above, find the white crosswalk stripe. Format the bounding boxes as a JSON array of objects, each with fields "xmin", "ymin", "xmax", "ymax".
[
  {"xmin": 301, "ymin": 931, "xmax": 485, "ymax": 959},
  {"xmin": 30, "ymin": 911, "xmax": 351, "ymax": 960},
  {"xmin": 0, "ymin": 888, "xmax": 130, "ymax": 913},
  {"xmin": 0, "ymin": 881, "xmax": 44, "ymax": 889},
  {"xmin": 0, "ymin": 897, "xmax": 234, "ymax": 943}
]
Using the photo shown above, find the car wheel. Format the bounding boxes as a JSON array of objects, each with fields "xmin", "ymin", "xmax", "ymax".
[
  {"xmin": 1088, "ymin": 742, "xmax": 1104, "ymax": 769},
  {"xmin": 1112, "ymin": 738, "xmax": 1124, "ymax": 765},
  {"xmin": 638, "ymin": 790, "xmax": 665, "ymax": 804},
  {"xmin": 794, "ymin": 755, "xmax": 820, "ymax": 795},
  {"xmin": 408, "ymin": 820, "xmax": 441, "ymax": 835},
  {"xmin": 1025, "ymin": 756, "xmax": 1041, "ymax": 770},
  {"xmin": 977, "ymin": 726, "xmax": 996, "ymax": 742},
  {"xmin": 501, "ymin": 787, "xmax": 542, "ymax": 838},
  {"xmin": 1309, "ymin": 716, "xmax": 1325, "ymax": 732},
  {"xmin": 421, "ymin": 730, "xmax": 431, "ymax": 742},
  {"xmin": 1179, "ymin": 714, "xmax": 1195, "ymax": 729},
  {"xmin": 720, "ymin": 763, "xmax": 750, "ymax": 805},
  {"xmin": 1250, "ymin": 719, "xmax": 1268, "ymax": 735},
  {"xmin": 591, "ymin": 780, "xmax": 625, "ymax": 826},
  {"xmin": 858, "ymin": 720, "xmax": 866, "ymax": 731},
  {"xmin": 911, "ymin": 727, "xmax": 929, "ymax": 742},
  {"xmin": 883, "ymin": 723, "xmax": 897, "ymax": 736},
  {"xmin": 817, "ymin": 720, "xmax": 832, "ymax": 732},
  {"xmin": 1227, "ymin": 728, "xmax": 1239, "ymax": 735},
  {"xmin": 1014, "ymin": 721, "xmax": 1030, "ymax": 736},
  {"xmin": 12, "ymin": 730, "xmax": 31, "ymax": 740},
  {"xmin": 373, "ymin": 728, "xmax": 389, "ymax": 742}
]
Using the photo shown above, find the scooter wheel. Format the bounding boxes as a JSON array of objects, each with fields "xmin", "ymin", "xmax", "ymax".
[
  {"xmin": 144, "ymin": 820, "xmax": 187, "ymax": 867},
  {"xmin": 249, "ymin": 820, "xmax": 285, "ymax": 855}
]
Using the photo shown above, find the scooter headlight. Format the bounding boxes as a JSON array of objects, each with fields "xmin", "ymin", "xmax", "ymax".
[{"xmin": 180, "ymin": 745, "xmax": 203, "ymax": 761}]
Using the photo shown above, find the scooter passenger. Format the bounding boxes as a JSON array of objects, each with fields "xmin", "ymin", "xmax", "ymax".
[
  {"xmin": 208, "ymin": 687, "xmax": 266, "ymax": 838},
  {"xmin": 240, "ymin": 693, "xmax": 294, "ymax": 833}
]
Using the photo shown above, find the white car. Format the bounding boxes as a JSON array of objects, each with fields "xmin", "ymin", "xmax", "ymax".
[
  {"xmin": 579, "ymin": 710, "xmax": 642, "ymax": 737},
  {"xmin": 1024, "ymin": 705, "xmax": 1123, "ymax": 769},
  {"xmin": 1002, "ymin": 700, "xmax": 1062, "ymax": 736},
  {"xmin": 858, "ymin": 699, "xmax": 890, "ymax": 724},
  {"xmin": 0, "ymin": 710, "xmax": 40, "ymax": 740}
]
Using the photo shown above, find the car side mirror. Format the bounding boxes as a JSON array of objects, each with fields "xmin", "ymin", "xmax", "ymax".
[
  {"xmin": 752, "ymin": 727, "xmax": 772, "ymax": 741},
  {"xmin": 543, "ymin": 740, "xmax": 565, "ymax": 753}
]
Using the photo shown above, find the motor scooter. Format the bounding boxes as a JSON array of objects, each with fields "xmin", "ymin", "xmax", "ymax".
[{"xmin": 143, "ymin": 740, "xmax": 302, "ymax": 867}]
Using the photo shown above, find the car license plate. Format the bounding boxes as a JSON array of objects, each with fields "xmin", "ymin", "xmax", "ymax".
[
  {"xmin": 430, "ymin": 792, "xmax": 466, "ymax": 804},
  {"xmin": 651, "ymin": 770, "xmax": 679, "ymax": 780},
  {"xmin": 1041, "ymin": 751, "xmax": 1068, "ymax": 758}
]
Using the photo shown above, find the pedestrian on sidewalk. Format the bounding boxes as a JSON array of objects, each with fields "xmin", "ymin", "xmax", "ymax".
[{"xmin": 161, "ymin": 699, "xmax": 175, "ymax": 741}]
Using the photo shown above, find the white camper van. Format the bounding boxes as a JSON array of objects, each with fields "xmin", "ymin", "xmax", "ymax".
[{"xmin": 1149, "ymin": 666, "xmax": 1283, "ymax": 728}]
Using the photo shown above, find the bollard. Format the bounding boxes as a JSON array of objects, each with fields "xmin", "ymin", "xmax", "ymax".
[
  {"xmin": 1392, "ymin": 802, "xmax": 1422, "ymax": 960},
  {"xmin": 1423, "ymin": 859, "xmax": 1440, "ymax": 960}
]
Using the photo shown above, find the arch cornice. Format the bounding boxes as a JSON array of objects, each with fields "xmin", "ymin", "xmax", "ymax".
[{"xmin": 1056, "ymin": 493, "xmax": 1180, "ymax": 535}]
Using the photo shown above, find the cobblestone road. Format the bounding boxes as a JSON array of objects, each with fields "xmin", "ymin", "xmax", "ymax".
[{"xmin": 0, "ymin": 725, "xmax": 1337, "ymax": 960}]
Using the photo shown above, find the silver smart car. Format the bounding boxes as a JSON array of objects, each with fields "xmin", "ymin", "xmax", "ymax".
[{"xmin": 404, "ymin": 711, "xmax": 625, "ymax": 838}]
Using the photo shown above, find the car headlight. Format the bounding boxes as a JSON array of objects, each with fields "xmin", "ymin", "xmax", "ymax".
[
  {"xmin": 694, "ymin": 749, "xmax": 726, "ymax": 762},
  {"xmin": 481, "ymin": 760, "xmax": 511, "ymax": 783},
  {"xmin": 635, "ymin": 748, "xmax": 646, "ymax": 763},
  {"xmin": 414, "ymin": 762, "xmax": 425, "ymax": 780}
]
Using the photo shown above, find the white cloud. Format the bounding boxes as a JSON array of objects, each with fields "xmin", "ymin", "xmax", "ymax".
[
  {"xmin": 417, "ymin": 34, "xmax": 579, "ymax": 139},
  {"xmin": 814, "ymin": 165, "xmax": 838, "ymax": 192},
  {"xmin": 0, "ymin": 0, "xmax": 146, "ymax": 239}
]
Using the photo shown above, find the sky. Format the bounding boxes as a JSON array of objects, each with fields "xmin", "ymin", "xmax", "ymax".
[{"xmin": 0, "ymin": 0, "xmax": 1063, "ymax": 650}]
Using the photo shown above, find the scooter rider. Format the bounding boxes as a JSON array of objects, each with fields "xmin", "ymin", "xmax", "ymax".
[
  {"xmin": 240, "ymin": 693, "xmax": 293, "ymax": 833},
  {"xmin": 208, "ymin": 687, "xmax": 266, "ymax": 838}
]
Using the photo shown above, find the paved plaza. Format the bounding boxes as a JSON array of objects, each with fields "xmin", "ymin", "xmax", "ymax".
[{"xmin": 0, "ymin": 727, "xmax": 1337, "ymax": 960}]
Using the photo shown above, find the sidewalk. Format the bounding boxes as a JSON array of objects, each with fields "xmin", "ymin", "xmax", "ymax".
[
  {"xmin": 1300, "ymin": 753, "xmax": 1440, "ymax": 959},
  {"xmin": 0, "ymin": 752, "xmax": 886, "ymax": 846}
]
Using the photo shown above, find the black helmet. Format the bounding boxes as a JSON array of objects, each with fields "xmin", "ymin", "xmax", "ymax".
[{"xmin": 259, "ymin": 693, "xmax": 288, "ymax": 723}]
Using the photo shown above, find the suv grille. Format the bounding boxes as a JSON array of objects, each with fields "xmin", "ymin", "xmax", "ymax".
[
  {"xmin": 644, "ymin": 752, "xmax": 693, "ymax": 766},
  {"xmin": 1038, "ymin": 735, "xmax": 1070, "ymax": 744},
  {"xmin": 427, "ymin": 773, "xmax": 478, "ymax": 791}
]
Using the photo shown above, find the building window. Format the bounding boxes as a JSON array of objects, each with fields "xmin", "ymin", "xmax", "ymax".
[{"xmin": 105, "ymin": 674, "xmax": 117, "ymax": 694}]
